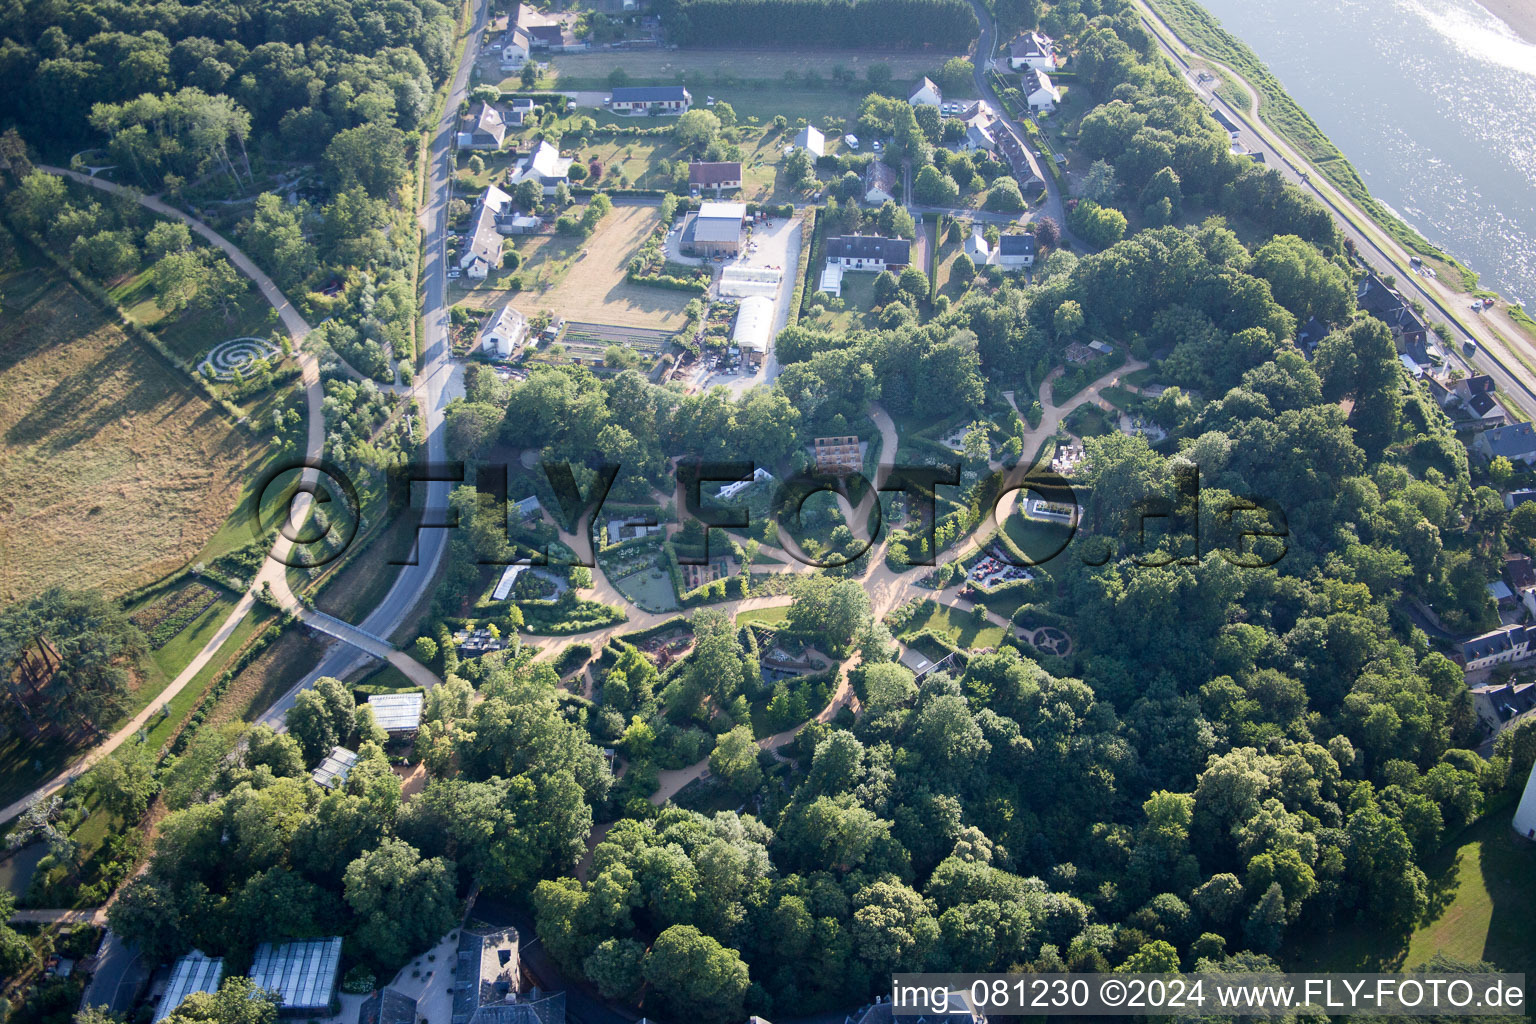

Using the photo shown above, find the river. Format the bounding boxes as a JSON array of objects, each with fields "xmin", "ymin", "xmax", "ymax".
[{"xmin": 1189, "ymin": 0, "xmax": 1536, "ymax": 307}]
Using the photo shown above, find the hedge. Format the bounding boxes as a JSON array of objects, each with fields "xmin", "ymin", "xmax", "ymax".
[
  {"xmin": 616, "ymin": 616, "xmax": 693, "ymax": 645},
  {"xmin": 499, "ymin": 91, "xmax": 572, "ymax": 110},
  {"xmin": 788, "ymin": 206, "xmax": 820, "ymax": 325}
]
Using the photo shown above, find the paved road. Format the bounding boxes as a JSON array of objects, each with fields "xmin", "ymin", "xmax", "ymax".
[
  {"xmin": 1133, "ymin": 1, "xmax": 1536, "ymax": 420},
  {"xmin": 255, "ymin": 0, "xmax": 488, "ymax": 726}
]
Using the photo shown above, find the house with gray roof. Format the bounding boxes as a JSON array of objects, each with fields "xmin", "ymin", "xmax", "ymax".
[
  {"xmin": 1458, "ymin": 623, "xmax": 1536, "ymax": 672},
  {"xmin": 1357, "ymin": 273, "xmax": 1429, "ymax": 346},
  {"xmin": 1475, "ymin": 421, "xmax": 1536, "ymax": 464},
  {"xmin": 608, "ymin": 86, "xmax": 691, "ymax": 115},
  {"xmin": 826, "ymin": 234, "xmax": 910, "ymax": 270}
]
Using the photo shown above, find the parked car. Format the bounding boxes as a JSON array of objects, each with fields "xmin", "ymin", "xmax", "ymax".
[{"xmin": 844, "ymin": 134, "xmax": 859, "ymax": 149}]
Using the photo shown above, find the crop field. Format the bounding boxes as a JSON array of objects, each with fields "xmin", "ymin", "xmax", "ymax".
[
  {"xmin": 0, "ymin": 267, "xmax": 264, "ymax": 603},
  {"xmin": 518, "ymin": 206, "xmax": 695, "ymax": 328}
]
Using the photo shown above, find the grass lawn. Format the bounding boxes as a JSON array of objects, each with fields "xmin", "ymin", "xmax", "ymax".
[
  {"xmin": 111, "ymin": 268, "xmax": 281, "ymax": 367},
  {"xmin": 0, "ymin": 265, "xmax": 266, "ymax": 604},
  {"xmin": 735, "ymin": 604, "xmax": 789, "ymax": 626},
  {"xmin": 932, "ymin": 223, "xmax": 971, "ymax": 298},
  {"xmin": 1289, "ymin": 813, "xmax": 1536, "ymax": 974},
  {"xmin": 203, "ymin": 626, "xmax": 329, "ymax": 729},
  {"xmin": 900, "ymin": 602, "xmax": 1005, "ymax": 650},
  {"xmin": 314, "ymin": 505, "xmax": 431, "ymax": 625},
  {"xmin": 142, "ymin": 607, "xmax": 276, "ymax": 750},
  {"xmin": 1063, "ymin": 402, "xmax": 1115, "ymax": 437},
  {"xmin": 1404, "ymin": 814, "xmax": 1536, "ymax": 973},
  {"xmin": 799, "ymin": 269, "xmax": 881, "ymax": 332},
  {"xmin": 1004, "ymin": 511, "xmax": 1074, "ymax": 565},
  {"xmin": 132, "ymin": 584, "xmax": 242, "ymax": 691}
]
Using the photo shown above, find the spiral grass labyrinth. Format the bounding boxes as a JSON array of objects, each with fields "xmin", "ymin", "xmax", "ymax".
[{"xmin": 200, "ymin": 336, "xmax": 280, "ymax": 381}]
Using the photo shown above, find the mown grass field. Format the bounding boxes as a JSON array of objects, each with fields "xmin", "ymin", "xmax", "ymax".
[{"xmin": 0, "ymin": 265, "xmax": 265, "ymax": 603}]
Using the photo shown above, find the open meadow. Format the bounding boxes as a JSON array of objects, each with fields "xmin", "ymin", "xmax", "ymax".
[{"xmin": 0, "ymin": 265, "xmax": 265, "ymax": 604}]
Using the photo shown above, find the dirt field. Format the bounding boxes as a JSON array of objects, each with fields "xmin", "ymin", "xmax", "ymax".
[
  {"xmin": 517, "ymin": 205, "xmax": 693, "ymax": 329},
  {"xmin": 0, "ymin": 266, "xmax": 264, "ymax": 603}
]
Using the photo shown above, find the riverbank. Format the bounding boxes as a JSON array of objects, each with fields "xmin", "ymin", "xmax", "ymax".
[{"xmin": 1477, "ymin": 0, "xmax": 1536, "ymax": 46}]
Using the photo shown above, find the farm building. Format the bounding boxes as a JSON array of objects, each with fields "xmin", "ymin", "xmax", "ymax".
[
  {"xmin": 690, "ymin": 201, "xmax": 746, "ymax": 258},
  {"xmin": 732, "ymin": 295, "xmax": 775, "ymax": 362},
  {"xmin": 247, "ymin": 937, "xmax": 343, "ymax": 1015}
]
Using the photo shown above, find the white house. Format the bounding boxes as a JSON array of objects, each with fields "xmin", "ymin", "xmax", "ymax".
[
  {"xmin": 1460, "ymin": 623, "xmax": 1536, "ymax": 672},
  {"xmin": 1008, "ymin": 30, "xmax": 1057, "ymax": 73},
  {"xmin": 997, "ymin": 232, "xmax": 1036, "ymax": 268},
  {"xmin": 1021, "ymin": 68, "xmax": 1061, "ymax": 113},
  {"xmin": 509, "ymin": 139, "xmax": 573, "ymax": 195},
  {"xmin": 908, "ymin": 76, "xmax": 943, "ymax": 108},
  {"xmin": 483, "ymin": 304, "xmax": 527, "ymax": 359},
  {"xmin": 826, "ymin": 234, "xmax": 911, "ymax": 271},
  {"xmin": 499, "ymin": 25, "xmax": 531, "ymax": 69},
  {"xmin": 609, "ymin": 85, "xmax": 692, "ymax": 115},
  {"xmin": 864, "ymin": 160, "xmax": 898, "ymax": 204},
  {"xmin": 965, "ymin": 227, "xmax": 990, "ymax": 261},
  {"xmin": 793, "ymin": 124, "xmax": 826, "ymax": 157},
  {"xmin": 460, "ymin": 187, "xmax": 512, "ymax": 279}
]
